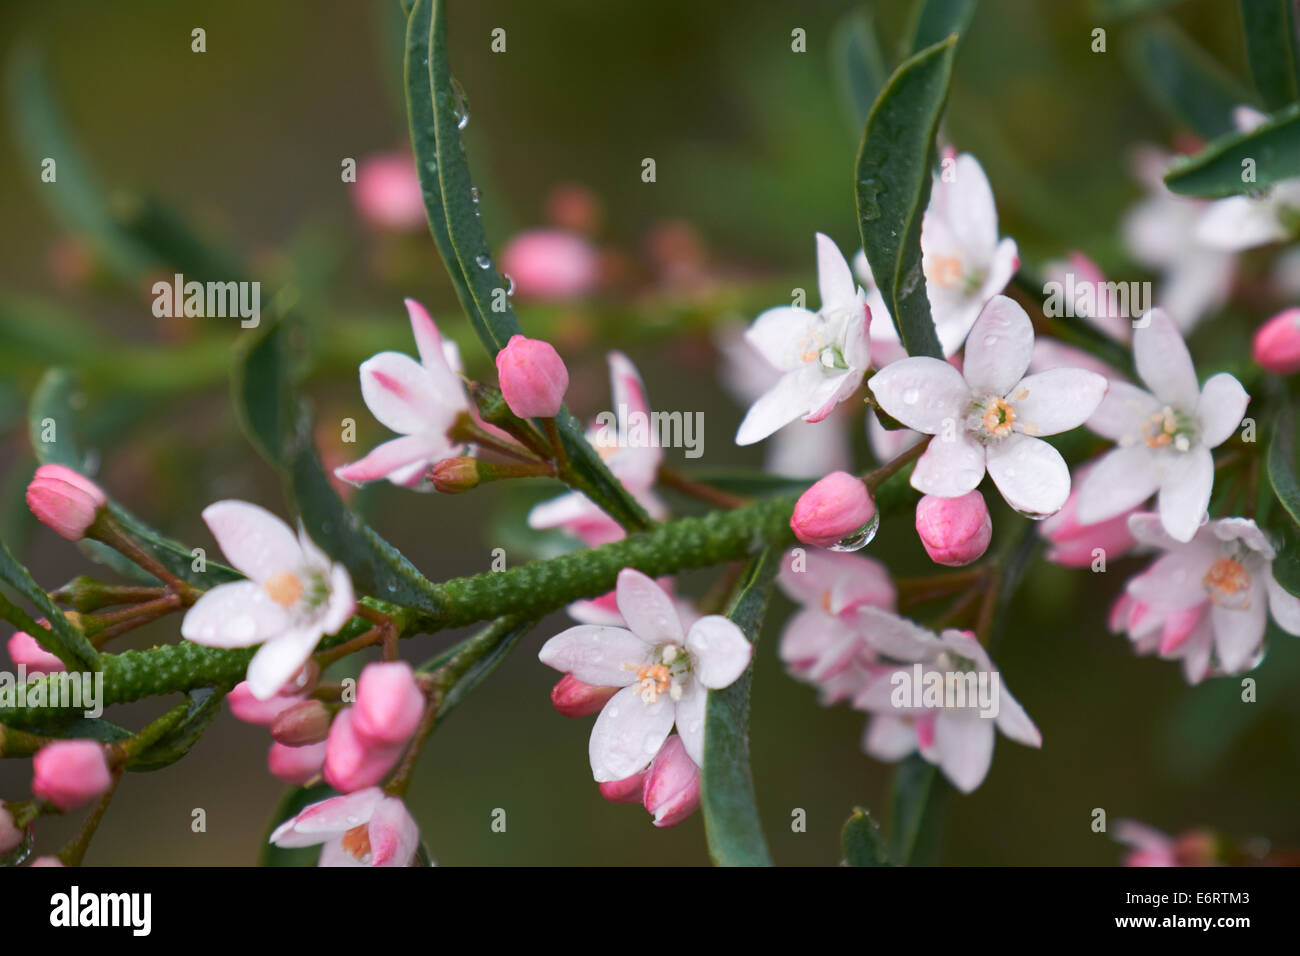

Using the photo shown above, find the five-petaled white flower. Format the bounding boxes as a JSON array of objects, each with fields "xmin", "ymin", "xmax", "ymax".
[
  {"xmin": 1110, "ymin": 514, "xmax": 1300, "ymax": 684},
  {"xmin": 1075, "ymin": 308, "xmax": 1248, "ymax": 543},
  {"xmin": 734, "ymin": 233, "xmax": 871, "ymax": 446},
  {"xmin": 869, "ymin": 295, "xmax": 1108, "ymax": 517},
  {"xmin": 270, "ymin": 787, "xmax": 421, "ymax": 867},
  {"xmin": 334, "ymin": 298, "xmax": 469, "ymax": 488},
  {"xmin": 851, "ymin": 607, "xmax": 1041, "ymax": 794},
  {"xmin": 538, "ymin": 568, "xmax": 753, "ymax": 781},
  {"xmin": 181, "ymin": 501, "xmax": 355, "ymax": 700}
]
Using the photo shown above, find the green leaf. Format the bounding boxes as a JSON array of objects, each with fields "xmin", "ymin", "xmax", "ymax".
[
  {"xmin": 855, "ymin": 35, "xmax": 958, "ymax": 359},
  {"xmin": 841, "ymin": 806, "xmax": 894, "ymax": 866},
  {"xmin": 0, "ymin": 537, "xmax": 98, "ymax": 671},
  {"xmin": 127, "ymin": 688, "xmax": 226, "ymax": 772},
  {"xmin": 700, "ymin": 548, "xmax": 777, "ymax": 867},
  {"xmin": 1127, "ymin": 20, "xmax": 1255, "ymax": 140},
  {"xmin": 232, "ymin": 315, "xmax": 294, "ymax": 469},
  {"xmin": 1241, "ymin": 0, "xmax": 1300, "ymax": 110},
  {"xmin": 1165, "ymin": 101, "xmax": 1300, "ymax": 197},
  {"xmin": 906, "ymin": 0, "xmax": 978, "ymax": 54},
  {"xmin": 407, "ymin": 0, "xmax": 650, "ymax": 533},
  {"xmin": 1273, "ymin": 529, "xmax": 1300, "ymax": 598},
  {"xmin": 258, "ymin": 784, "xmax": 335, "ymax": 866},
  {"xmin": 28, "ymin": 368, "xmax": 91, "ymax": 470},
  {"xmin": 1268, "ymin": 401, "xmax": 1300, "ymax": 528},
  {"xmin": 831, "ymin": 10, "xmax": 889, "ymax": 133},
  {"xmin": 890, "ymin": 754, "xmax": 948, "ymax": 865}
]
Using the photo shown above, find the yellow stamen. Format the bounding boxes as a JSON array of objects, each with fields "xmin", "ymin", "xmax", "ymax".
[
  {"xmin": 264, "ymin": 571, "xmax": 303, "ymax": 609},
  {"xmin": 925, "ymin": 253, "xmax": 963, "ymax": 287},
  {"xmin": 341, "ymin": 824, "xmax": 371, "ymax": 862},
  {"xmin": 981, "ymin": 398, "xmax": 1016, "ymax": 439},
  {"xmin": 1203, "ymin": 558, "xmax": 1250, "ymax": 603},
  {"xmin": 635, "ymin": 663, "xmax": 672, "ymax": 704}
]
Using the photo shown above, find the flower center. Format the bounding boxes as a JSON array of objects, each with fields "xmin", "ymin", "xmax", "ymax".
[
  {"xmin": 981, "ymin": 397, "xmax": 1016, "ymax": 438},
  {"xmin": 264, "ymin": 571, "xmax": 304, "ymax": 609},
  {"xmin": 925, "ymin": 253, "xmax": 964, "ymax": 288},
  {"xmin": 1141, "ymin": 406, "xmax": 1195, "ymax": 452},
  {"xmin": 626, "ymin": 645, "xmax": 690, "ymax": 705},
  {"xmin": 341, "ymin": 824, "xmax": 372, "ymax": 863},
  {"xmin": 1203, "ymin": 557, "xmax": 1251, "ymax": 607}
]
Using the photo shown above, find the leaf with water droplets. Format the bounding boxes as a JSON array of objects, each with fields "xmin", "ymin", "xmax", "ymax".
[{"xmin": 855, "ymin": 34, "xmax": 958, "ymax": 359}]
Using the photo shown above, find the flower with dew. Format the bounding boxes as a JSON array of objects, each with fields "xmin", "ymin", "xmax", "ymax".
[
  {"xmin": 334, "ymin": 298, "xmax": 470, "ymax": 489},
  {"xmin": 538, "ymin": 568, "xmax": 753, "ymax": 780},
  {"xmin": 528, "ymin": 351, "xmax": 667, "ymax": 546},
  {"xmin": 869, "ymin": 295, "xmax": 1108, "ymax": 517},
  {"xmin": 734, "ymin": 233, "xmax": 871, "ymax": 446},
  {"xmin": 1075, "ymin": 309, "xmax": 1249, "ymax": 543},
  {"xmin": 851, "ymin": 608, "xmax": 1041, "ymax": 794},
  {"xmin": 181, "ymin": 501, "xmax": 355, "ymax": 700},
  {"xmin": 1109, "ymin": 513, "xmax": 1300, "ymax": 683},
  {"xmin": 270, "ymin": 787, "xmax": 421, "ymax": 867}
]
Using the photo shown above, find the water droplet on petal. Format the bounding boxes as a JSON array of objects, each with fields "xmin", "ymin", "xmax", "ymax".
[
  {"xmin": 902, "ymin": 388, "xmax": 920, "ymax": 405},
  {"xmin": 828, "ymin": 512, "xmax": 881, "ymax": 552}
]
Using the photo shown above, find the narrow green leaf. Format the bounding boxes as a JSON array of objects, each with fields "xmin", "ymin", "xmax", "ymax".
[
  {"xmin": 0, "ymin": 537, "xmax": 97, "ymax": 670},
  {"xmin": 831, "ymin": 10, "xmax": 889, "ymax": 133},
  {"xmin": 906, "ymin": 0, "xmax": 978, "ymax": 54},
  {"xmin": 1267, "ymin": 402, "xmax": 1300, "ymax": 527},
  {"xmin": 1165, "ymin": 102, "xmax": 1300, "ymax": 197},
  {"xmin": 700, "ymin": 548, "xmax": 778, "ymax": 867},
  {"xmin": 855, "ymin": 35, "xmax": 958, "ymax": 359},
  {"xmin": 841, "ymin": 806, "xmax": 894, "ymax": 866},
  {"xmin": 890, "ymin": 754, "xmax": 948, "ymax": 865},
  {"xmin": 28, "ymin": 368, "xmax": 89, "ymax": 470},
  {"xmin": 127, "ymin": 688, "xmax": 226, "ymax": 772},
  {"xmin": 1241, "ymin": 0, "xmax": 1300, "ymax": 110},
  {"xmin": 1127, "ymin": 20, "xmax": 1254, "ymax": 140},
  {"xmin": 1272, "ymin": 531, "xmax": 1300, "ymax": 597},
  {"xmin": 231, "ymin": 315, "xmax": 294, "ymax": 469}
]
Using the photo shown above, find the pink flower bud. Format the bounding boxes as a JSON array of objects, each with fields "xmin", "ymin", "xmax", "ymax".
[
  {"xmin": 30, "ymin": 856, "xmax": 65, "ymax": 867},
  {"xmin": 268, "ymin": 741, "xmax": 327, "ymax": 786},
  {"xmin": 352, "ymin": 662, "xmax": 425, "ymax": 746},
  {"xmin": 1039, "ymin": 470, "xmax": 1136, "ymax": 568},
  {"xmin": 353, "ymin": 153, "xmax": 425, "ymax": 231},
  {"xmin": 641, "ymin": 735, "xmax": 700, "ymax": 828},
  {"xmin": 915, "ymin": 491, "xmax": 992, "ymax": 567},
  {"xmin": 25, "ymin": 465, "xmax": 106, "ymax": 541},
  {"xmin": 8, "ymin": 624, "xmax": 66, "ymax": 676},
  {"xmin": 1252, "ymin": 308, "xmax": 1300, "ymax": 375},
  {"xmin": 550, "ymin": 674, "xmax": 618, "ymax": 718},
  {"xmin": 227, "ymin": 682, "xmax": 303, "ymax": 727},
  {"xmin": 598, "ymin": 772, "xmax": 647, "ymax": 804},
  {"xmin": 790, "ymin": 471, "xmax": 876, "ymax": 548},
  {"xmin": 270, "ymin": 700, "xmax": 333, "ymax": 747},
  {"xmin": 31, "ymin": 740, "xmax": 112, "ymax": 811},
  {"xmin": 323, "ymin": 709, "xmax": 405, "ymax": 793},
  {"xmin": 0, "ymin": 803, "xmax": 24, "ymax": 854},
  {"xmin": 499, "ymin": 229, "xmax": 599, "ymax": 300},
  {"xmin": 495, "ymin": 334, "xmax": 569, "ymax": 418}
]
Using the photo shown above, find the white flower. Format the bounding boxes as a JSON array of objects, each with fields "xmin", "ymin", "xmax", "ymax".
[
  {"xmin": 869, "ymin": 295, "xmax": 1108, "ymax": 517},
  {"xmin": 1195, "ymin": 106, "xmax": 1300, "ymax": 253},
  {"xmin": 181, "ymin": 501, "xmax": 355, "ymax": 700},
  {"xmin": 538, "ymin": 568, "xmax": 753, "ymax": 781},
  {"xmin": 1110, "ymin": 514, "xmax": 1300, "ymax": 683},
  {"xmin": 1076, "ymin": 309, "xmax": 1249, "ymax": 543},
  {"xmin": 269, "ymin": 788, "xmax": 421, "ymax": 867},
  {"xmin": 917, "ymin": 152, "xmax": 1019, "ymax": 354},
  {"xmin": 851, "ymin": 608, "xmax": 1040, "ymax": 794},
  {"xmin": 734, "ymin": 233, "xmax": 871, "ymax": 446},
  {"xmin": 334, "ymin": 298, "xmax": 469, "ymax": 488}
]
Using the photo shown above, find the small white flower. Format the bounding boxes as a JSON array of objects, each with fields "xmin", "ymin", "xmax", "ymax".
[
  {"xmin": 1111, "ymin": 514, "xmax": 1300, "ymax": 683},
  {"xmin": 734, "ymin": 233, "xmax": 871, "ymax": 446},
  {"xmin": 269, "ymin": 787, "xmax": 421, "ymax": 867},
  {"xmin": 538, "ymin": 568, "xmax": 753, "ymax": 781},
  {"xmin": 869, "ymin": 295, "xmax": 1108, "ymax": 517},
  {"xmin": 181, "ymin": 501, "xmax": 355, "ymax": 700},
  {"xmin": 1076, "ymin": 308, "xmax": 1249, "ymax": 543}
]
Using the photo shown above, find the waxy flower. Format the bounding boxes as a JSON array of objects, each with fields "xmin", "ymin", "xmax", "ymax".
[
  {"xmin": 26, "ymin": 464, "xmax": 106, "ymax": 541},
  {"xmin": 335, "ymin": 299, "xmax": 470, "ymax": 488},
  {"xmin": 528, "ymin": 352, "xmax": 667, "ymax": 546},
  {"xmin": 915, "ymin": 491, "xmax": 992, "ymax": 567},
  {"xmin": 1253, "ymin": 308, "xmax": 1300, "ymax": 375},
  {"xmin": 734, "ymin": 233, "xmax": 870, "ymax": 446},
  {"xmin": 641, "ymin": 734, "xmax": 701, "ymax": 828},
  {"xmin": 270, "ymin": 787, "xmax": 421, "ymax": 867},
  {"xmin": 870, "ymin": 295, "xmax": 1108, "ymax": 517},
  {"xmin": 1110, "ymin": 514, "xmax": 1300, "ymax": 683},
  {"xmin": 1076, "ymin": 309, "xmax": 1249, "ymax": 543},
  {"xmin": 495, "ymin": 334, "xmax": 569, "ymax": 418},
  {"xmin": 538, "ymin": 568, "xmax": 753, "ymax": 780},
  {"xmin": 790, "ymin": 471, "xmax": 876, "ymax": 548},
  {"xmin": 852, "ymin": 609, "xmax": 1041, "ymax": 793},
  {"xmin": 267, "ymin": 741, "xmax": 326, "ymax": 786},
  {"xmin": 181, "ymin": 501, "xmax": 355, "ymax": 701},
  {"xmin": 32, "ymin": 740, "xmax": 113, "ymax": 811}
]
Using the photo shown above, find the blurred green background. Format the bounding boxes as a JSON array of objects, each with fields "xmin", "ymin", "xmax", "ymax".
[{"xmin": 1, "ymin": 0, "xmax": 1296, "ymax": 865}]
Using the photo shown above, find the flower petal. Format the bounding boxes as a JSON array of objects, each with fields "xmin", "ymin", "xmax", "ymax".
[
  {"xmin": 201, "ymin": 500, "xmax": 302, "ymax": 583},
  {"xmin": 404, "ymin": 298, "xmax": 444, "ymax": 370},
  {"xmin": 735, "ymin": 366, "xmax": 820, "ymax": 446},
  {"xmin": 816, "ymin": 232, "xmax": 859, "ymax": 322},
  {"xmin": 1157, "ymin": 444, "xmax": 1213, "ymax": 543},
  {"xmin": 993, "ymin": 687, "xmax": 1041, "ymax": 748},
  {"xmin": 1133, "ymin": 309, "xmax": 1199, "ymax": 409},
  {"xmin": 868, "ymin": 357, "xmax": 969, "ymax": 434},
  {"xmin": 1012, "ymin": 368, "xmax": 1108, "ymax": 436},
  {"xmin": 1211, "ymin": 584, "xmax": 1268, "ymax": 672},
  {"xmin": 333, "ymin": 434, "xmax": 442, "ymax": 486},
  {"xmin": 246, "ymin": 627, "xmax": 324, "ymax": 701},
  {"xmin": 588, "ymin": 685, "xmax": 675, "ymax": 782},
  {"xmin": 537, "ymin": 625, "xmax": 646, "ymax": 686},
  {"xmin": 615, "ymin": 568, "xmax": 685, "ymax": 645},
  {"xmin": 686, "ymin": 615, "xmax": 753, "ymax": 689},
  {"xmin": 933, "ymin": 712, "xmax": 995, "ymax": 794},
  {"xmin": 368, "ymin": 796, "xmax": 420, "ymax": 867},
  {"xmin": 673, "ymin": 680, "xmax": 708, "ymax": 767},
  {"xmin": 1195, "ymin": 195, "xmax": 1289, "ymax": 251},
  {"xmin": 181, "ymin": 580, "xmax": 290, "ymax": 648},
  {"xmin": 857, "ymin": 606, "xmax": 943, "ymax": 661},
  {"xmin": 1087, "ymin": 382, "xmax": 1161, "ymax": 442},
  {"xmin": 744, "ymin": 307, "xmax": 817, "ymax": 373},
  {"xmin": 1074, "ymin": 446, "xmax": 1161, "ymax": 525},
  {"xmin": 985, "ymin": 434, "xmax": 1071, "ymax": 517},
  {"xmin": 270, "ymin": 787, "xmax": 386, "ymax": 847},
  {"xmin": 910, "ymin": 432, "xmax": 986, "ymax": 497},
  {"xmin": 359, "ymin": 351, "xmax": 446, "ymax": 436},
  {"xmin": 1196, "ymin": 373, "xmax": 1249, "ymax": 449},
  {"xmin": 862, "ymin": 715, "xmax": 918, "ymax": 762},
  {"xmin": 1266, "ymin": 573, "xmax": 1300, "ymax": 636},
  {"xmin": 961, "ymin": 295, "xmax": 1035, "ymax": 397}
]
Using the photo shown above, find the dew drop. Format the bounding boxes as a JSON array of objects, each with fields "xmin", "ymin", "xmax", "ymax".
[
  {"xmin": 902, "ymin": 387, "xmax": 920, "ymax": 405},
  {"xmin": 451, "ymin": 77, "xmax": 471, "ymax": 130},
  {"xmin": 503, "ymin": 273, "xmax": 515, "ymax": 296},
  {"xmin": 475, "ymin": 253, "xmax": 491, "ymax": 270},
  {"xmin": 829, "ymin": 512, "xmax": 881, "ymax": 552}
]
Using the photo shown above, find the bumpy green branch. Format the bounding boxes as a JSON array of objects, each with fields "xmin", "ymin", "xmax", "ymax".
[{"xmin": 0, "ymin": 494, "xmax": 800, "ymax": 728}]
